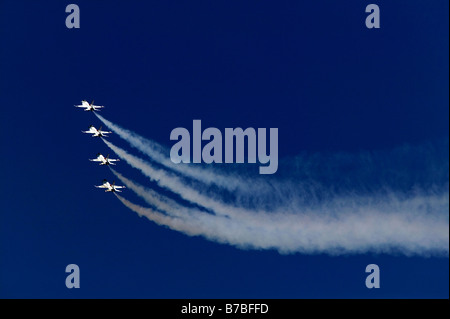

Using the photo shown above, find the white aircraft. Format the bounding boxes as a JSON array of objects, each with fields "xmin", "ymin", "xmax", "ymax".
[
  {"xmin": 90, "ymin": 153, "xmax": 120, "ymax": 166},
  {"xmin": 75, "ymin": 100, "xmax": 104, "ymax": 112},
  {"xmin": 95, "ymin": 179, "xmax": 126, "ymax": 193},
  {"xmin": 82, "ymin": 125, "xmax": 112, "ymax": 137}
]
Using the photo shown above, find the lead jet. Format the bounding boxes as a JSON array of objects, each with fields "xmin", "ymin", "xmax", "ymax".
[
  {"xmin": 90, "ymin": 153, "xmax": 120, "ymax": 166},
  {"xmin": 95, "ymin": 179, "xmax": 126, "ymax": 193},
  {"xmin": 82, "ymin": 125, "xmax": 112, "ymax": 137},
  {"xmin": 75, "ymin": 100, "xmax": 104, "ymax": 112}
]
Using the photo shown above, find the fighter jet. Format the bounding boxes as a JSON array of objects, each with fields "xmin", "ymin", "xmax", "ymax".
[
  {"xmin": 75, "ymin": 100, "xmax": 104, "ymax": 112},
  {"xmin": 95, "ymin": 179, "xmax": 126, "ymax": 193},
  {"xmin": 90, "ymin": 153, "xmax": 120, "ymax": 166},
  {"xmin": 82, "ymin": 125, "xmax": 112, "ymax": 137}
]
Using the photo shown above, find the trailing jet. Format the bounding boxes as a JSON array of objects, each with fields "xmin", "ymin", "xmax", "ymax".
[
  {"xmin": 89, "ymin": 153, "xmax": 120, "ymax": 166},
  {"xmin": 95, "ymin": 179, "xmax": 126, "ymax": 193},
  {"xmin": 82, "ymin": 125, "xmax": 112, "ymax": 137},
  {"xmin": 75, "ymin": 100, "xmax": 104, "ymax": 112}
]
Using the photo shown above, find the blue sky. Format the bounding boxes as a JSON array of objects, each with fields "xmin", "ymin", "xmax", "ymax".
[{"xmin": 0, "ymin": 0, "xmax": 448, "ymax": 298}]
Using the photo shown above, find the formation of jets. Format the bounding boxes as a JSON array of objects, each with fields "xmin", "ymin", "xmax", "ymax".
[{"xmin": 77, "ymin": 100, "xmax": 125, "ymax": 193}]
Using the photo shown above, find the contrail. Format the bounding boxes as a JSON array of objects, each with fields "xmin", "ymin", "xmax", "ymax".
[
  {"xmin": 114, "ymin": 193, "xmax": 205, "ymax": 236},
  {"xmin": 113, "ymin": 173, "xmax": 449, "ymax": 255},
  {"xmin": 111, "ymin": 167, "xmax": 187, "ymax": 216},
  {"xmin": 98, "ymin": 118, "xmax": 449, "ymax": 255},
  {"xmin": 110, "ymin": 164, "xmax": 449, "ymax": 256},
  {"xmin": 114, "ymin": 193, "xmax": 283, "ymax": 249},
  {"xmin": 95, "ymin": 113, "xmax": 271, "ymax": 194},
  {"xmin": 102, "ymin": 138, "xmax": 266, "ymax": 221},
  {"xmin": 96, "ymin": 114, "xmax": 449, "ymax": 208}
]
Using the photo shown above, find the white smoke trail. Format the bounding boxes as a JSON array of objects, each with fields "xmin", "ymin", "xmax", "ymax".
[
  {"xmin": 96, "ymin": 114, "xmax": 449, "ymax": 208},
  {"xmin": 114, "ymin": 193, "xmax": 204, "ymax": 236},
  {"xmin": 98, "ymin": 118, "xmax": 449, "ymax": 255},
  {"xmin": 102, "ymin": 138, "xmax": 268, "ymax": 221},
  {"xmin": 96, "ymin": 113, "xmax": 265, "ymax": 193},
  {"xmin": 115, "ymin": 193, "xmax": 287, "ymax": 250},
  {"xmin": 111, "ymin": 168, "xmax": 184, "ymax": 216},
  {"xmin": 113, "ymin": 172, "xmax": 449, "ymax": 256},
  {"xmin": 104, "ymin": 137, "xmax": 449, "ymax": 233}
]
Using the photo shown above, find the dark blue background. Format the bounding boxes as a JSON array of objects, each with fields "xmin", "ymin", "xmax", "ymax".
[{"xmin": 0, "ymin": 0, "xmax": 448, "ymax": 298}]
